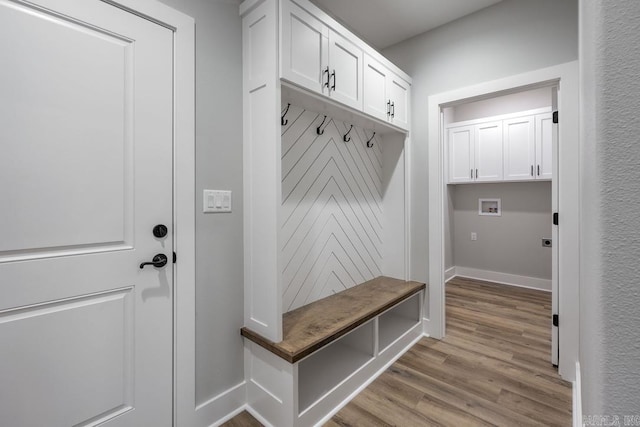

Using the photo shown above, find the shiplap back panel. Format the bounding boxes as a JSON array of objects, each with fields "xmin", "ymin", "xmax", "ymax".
[{"xmin": 281, "ymin": 104, "xmax": 383, "ymax": 312}]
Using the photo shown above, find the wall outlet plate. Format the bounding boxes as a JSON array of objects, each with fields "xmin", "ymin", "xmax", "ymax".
[{"xmin": 203, "ymin": 190, "xmax": 232, "ymax": 213}]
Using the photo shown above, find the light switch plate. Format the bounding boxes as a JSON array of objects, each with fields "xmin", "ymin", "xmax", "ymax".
[{"xmin": 203, "ymin": 190, "xmax": 232, "ymax": 213}]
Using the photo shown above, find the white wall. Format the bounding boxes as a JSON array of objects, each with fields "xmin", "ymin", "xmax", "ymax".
[
  {"xmin": 451, "ymin": 182, "xmax": 552, "ymax": 280},
  {"xmin": 383, "ymin": 0, "xmax": 578, "ymax": 282},
  {"xmin": 580, "ymin": 0, "xmax": 640, "ymax": 415},
  {"xmin": 158, "ymin": 0, "xmax": 245, "ymax": 407},
  {"xmin": 452, "ymin": 87, "xmax": 552, "ymax": 122}
]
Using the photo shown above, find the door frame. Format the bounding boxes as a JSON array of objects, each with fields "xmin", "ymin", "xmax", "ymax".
[
  {"xmin": 101, "ymin": 0, "xmax": 195, "ymax": 424},
  {"xmin": 426, "ymin": 61, "xmax": 579, "ymax": 381}
]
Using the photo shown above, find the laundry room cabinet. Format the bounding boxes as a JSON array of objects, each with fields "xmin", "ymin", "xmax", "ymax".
[
  {"xmin": 448, "ymin": 121, "xmax": 503, "ymax": 183},
  {"xmin": 447, "ymin": 108, "xmax": 552, "ymax": 184}
]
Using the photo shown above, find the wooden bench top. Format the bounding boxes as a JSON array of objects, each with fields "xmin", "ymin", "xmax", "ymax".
[{"xmin": 241, "ymin": 276, "xmax": 426, "ymax": 363}]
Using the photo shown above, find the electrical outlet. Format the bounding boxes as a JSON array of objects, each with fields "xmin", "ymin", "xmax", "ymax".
[
  {"xmin": 542, "ymin": 238, "xmax": 552, "ymax": 247},
  {"xmin": 471, "ymin": 232, "xmax": 477, "ymax": 241}
]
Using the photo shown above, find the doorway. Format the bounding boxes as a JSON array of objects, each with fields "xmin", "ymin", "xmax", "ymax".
[
  {"xmin": 441, "ymin": 85, "xmax": 559, "ymax": 365},
  {"xmin": 425, "ymin": 62, "xmax": 580, "ymax": 381}
]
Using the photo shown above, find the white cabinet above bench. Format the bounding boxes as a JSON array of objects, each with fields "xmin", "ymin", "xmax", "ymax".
[{"xmin": 279, "ymin": 0, "xmax": 411, "ymax": 131}]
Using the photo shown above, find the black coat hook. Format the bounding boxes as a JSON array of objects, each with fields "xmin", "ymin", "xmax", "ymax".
[
  {"xmin": 317, "ymin": 115, "xmax": 328, "ymax": 135},
  {"xmin": 366, "ymin": 132, "xmax": 376, "ymax": 148},
  {"xmin": 281, "ymin": 103, "xmax": 291, "ymax": 126},
  {"xmin": 343, "ymin": 125, "xmax": 353, "ymax": 142}
]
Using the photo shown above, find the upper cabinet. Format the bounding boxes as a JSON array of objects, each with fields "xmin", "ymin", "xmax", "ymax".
[
  {"xmin": 364, "ymin": 54, "xmax": 410, "ymax": 129},
  {"xmin": 280, "ymin": 1, "xmax": 328, "ymax": 95},
  {"xmin": 281, "ymin": 0, "xmax": 410, "ymax": 130},
  {"xmin": 447, "ymin": 108, "xmax": 553, "ymax": 184}
]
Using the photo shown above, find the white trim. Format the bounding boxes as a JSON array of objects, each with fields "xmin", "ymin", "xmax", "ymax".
[
  {"xmin": 444, "ymin": 266, "xmax": 456, "ymax": 282},
  {"xmin": 452, "ymin": 267, "xmax": 551, "ymax": 292},
  {"xmin": 573, "ymin": 362, "xmax": 583, "ymax": 427},
  {"xmin": 199, "ymin": 383, "xmax": 248, "ymax": 426},
  {"xmin": 428, "ymin": 61, "xmax": 580, "ymax": 381}
]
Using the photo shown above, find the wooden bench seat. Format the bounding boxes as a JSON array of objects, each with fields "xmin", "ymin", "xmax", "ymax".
[{"xmin": 241, "ymin": 276, "xmax": 426, "ymax": 363}]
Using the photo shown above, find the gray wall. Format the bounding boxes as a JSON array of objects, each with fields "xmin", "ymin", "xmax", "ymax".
[
  {"xmin": 451, "ymin": 87, "xmax": 551, "ymax": 122},
  {"xmin": 158, "ymin": 0, "xmax": 245, "ymax": 406},
  {"xmin": 451, "ymin": 182, "xmax": 552, "ymax": 279},
  {"xmin": 382, "ymin": 0, "xmax": 578, "ymax": 282},
  {"xmin": 580, "ymin": 0, "xmax": 640, "ymax": 415}
]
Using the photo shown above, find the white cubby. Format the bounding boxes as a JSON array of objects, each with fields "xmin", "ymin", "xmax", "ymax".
[
  {"xmin": 298, "ymin": 320, "xmax": 375, "ymax": 414},
  {"xmin": 378, "ymin": 294, "xmax": 421, "ymax": 353}
]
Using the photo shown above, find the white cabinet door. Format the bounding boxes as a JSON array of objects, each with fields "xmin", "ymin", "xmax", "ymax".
[
  {"xmin": 363, "ymin": 54, "xmax": 390, "ymax": 122},
  {"xmin": 475, "ymin": 121, "xmax": 503, "ymax": 181},
  {"xmin": 0, "ymin": 1, "xmax": 173, "ymax": 426},
  {"xmin": 503, "ymin": 116, "xmax": 535, "ymax": 180},
  {"xmin": 449, "ymin": 126, "xmax": 475, "ymax": 183},
  {"xmin": 388, "ymin": 73, "xmax": 410, "ymax": 130},
  {"xmin": 281, "ymin": 0, "xmax": 328, "ymax": 95},
  {"xmin": 327, "ymin": 29, "xmax": 362, "ymax": 110},
  {"xmin": 536, "ymin": 112, "xmax": 553, "ymax": 180}
]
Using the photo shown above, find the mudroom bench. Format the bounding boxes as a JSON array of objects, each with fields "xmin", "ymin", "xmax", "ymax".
[{"xmin": 241, "ymin": 276, "xmax": 426, "ymax": 427}]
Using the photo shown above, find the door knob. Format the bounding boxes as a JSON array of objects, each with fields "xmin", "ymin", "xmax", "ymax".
[{"xmin": 139, "ymin": 253, "xmax": 168, "ymax": 269}]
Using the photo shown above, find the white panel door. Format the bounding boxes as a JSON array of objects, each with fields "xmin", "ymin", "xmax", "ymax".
[
  {"xmin": 448, "ymin": 126, "xmax": 474, "ymax": 183},
  {"xmin": 328, "ymin": 29, "xmax": 363, "ymax": 110},
  {"xmin": 503, "ymin": 116, "xmax": 536, "ymax": 181},
  {"xmin": 474, "ymin": 121, "xmax": 503, "ymax": 182},
  {"xmin": 388, "ymin": 73, "xmax": 410, "ymax": 130},
  {"xmin": 0, "ymin": 1, "xmax": 173, "ymax": 426},
  {"xmin": 536, "ymin": 112, "xmax": 554, "ymax": 180},
  {"xmin": 281, "ymin": 0, "xmax": 328, "ymax": 95},
  {"xmin": 363, "ymin": 54, "xmax": 390, "ymax": 122}
]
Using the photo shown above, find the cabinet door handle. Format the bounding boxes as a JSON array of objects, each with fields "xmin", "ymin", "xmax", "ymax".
[
  {"xmin": 323, "ymin": 66, "xmax": 330, "ymax": 90},
  {"xmin": 531, "ymin": 165, "xmax": 534, "ymax": 176},
  {"xmin": 331, "ymin": 70, "xmax": 336, "ymax": 91},
  {"xmin": 391, "ymin": 101, "xmax": 395, "ymax": 118},
  {"xmin": 470, "ymin": 169, "xmax": 473, "ymax": 179},
  {"xmin": 387, "ymin": 100, "xmax": 391, "ymax": 117},
  {"xmin": 475, "ymin": 169, "xmax": 478, "ymax": 179},
  {"xmin": 537, "ymin": 165, "xmax": 540, "ymax": 176}
]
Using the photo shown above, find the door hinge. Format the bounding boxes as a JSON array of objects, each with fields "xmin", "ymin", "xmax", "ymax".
[
  {"xmin": 173, "ymin": 252, "xmax": 177, "ymax": 264},
  {"xmin": 553, "ymin": 111, "xmax": 559, "ymax": 124},
  {"xmin": 553, "ymin": 212, "xmax": 558, "ymax": 225},
  {"xmin": 553, "ymin": 314, "xmax": 559, "ymax": 327}
]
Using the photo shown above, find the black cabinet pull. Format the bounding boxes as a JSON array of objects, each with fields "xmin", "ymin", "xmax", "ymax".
[
  {"xmin": 331, "ymin": 70, "xmax": 336, "ymax": 91},
  {"xmin": 387, "ymin": 100, "xmax": 391, "ymax": 117},
  {"xmin": 537, "ymin": 165, "xmax": 540, "ymax": 176},
  {"xmin": 391, "ymin": 101, "xmax": 395, "ymax": 118},
  {"xmin": 323, "ymin": 66, "xmax": 330, "ymax": 89},
  {"xmin": 475, "ymin": 169, "xmax": 478, "ymax": 179},
  {"xmin": 531, "ymin": 165, "xmax": 534, "ymax": 176}
]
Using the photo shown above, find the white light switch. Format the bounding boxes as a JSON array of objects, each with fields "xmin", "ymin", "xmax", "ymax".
[{"xmin": 203, "ymin": 190, "xmax": 232, "ymax": 213}]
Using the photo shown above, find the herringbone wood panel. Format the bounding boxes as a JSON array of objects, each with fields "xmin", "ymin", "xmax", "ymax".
[
  {"xmin": 226, "ymin": 278, "xmax": 572, "ymax": 426},
  {"xmin": 281, "ymin": 105, "xmax": 383, "ymax": 312}
]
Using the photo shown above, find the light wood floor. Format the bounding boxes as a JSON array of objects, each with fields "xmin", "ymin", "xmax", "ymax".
[{"xmin": 223, "ymin": 277, "xmax": 572, "ymax": 426}]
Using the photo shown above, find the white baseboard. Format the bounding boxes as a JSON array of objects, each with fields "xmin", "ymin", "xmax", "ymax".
[
  {"xmin": 573, "ymin": 361, "xmax": 583, "ymax": 427},
  {"xmin": 451, "ymin": 266, "xmax": 551, "ymax": 292},
  {"xmin": 445, "ymin": 266, "xmax": 456, "ymax": 283},
  {"xmin": 196, "ymin": 381, "xmax": 246, "ymax": 427}
]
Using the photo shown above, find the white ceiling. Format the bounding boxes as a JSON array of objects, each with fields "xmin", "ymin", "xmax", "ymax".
[{"xmin": 310, "ymin": 0, "xmax": 504, "ymax": 50}]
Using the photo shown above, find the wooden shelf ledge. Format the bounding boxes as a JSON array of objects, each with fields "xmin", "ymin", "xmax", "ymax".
[{"xmin": 241, "ymin": 276, "xmax": 426, "ymax": 363}]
